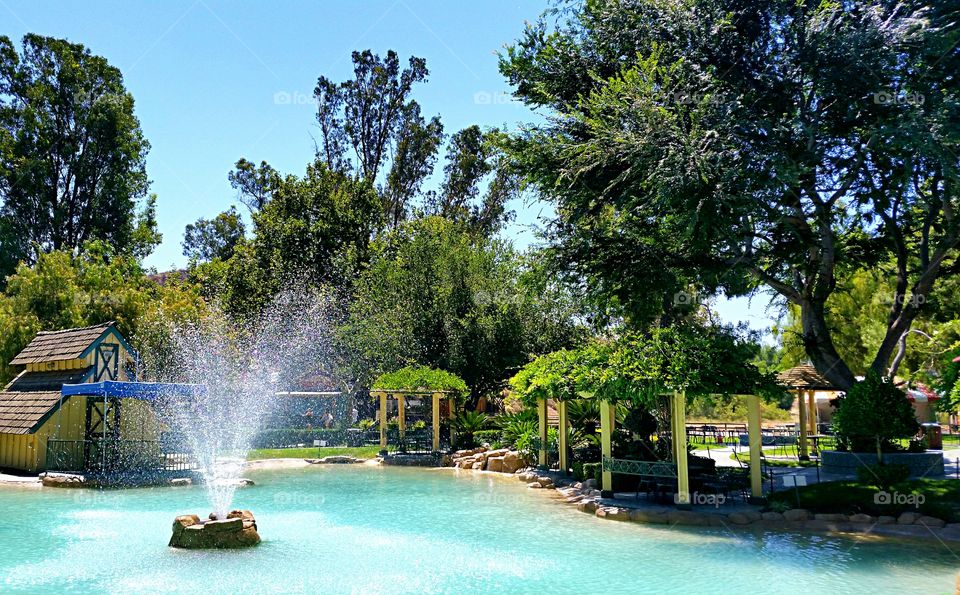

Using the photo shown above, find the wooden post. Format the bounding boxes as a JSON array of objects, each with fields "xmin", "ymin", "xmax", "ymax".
[
  {"xmin": 600, "ymin": 399, "xmax": 614, "ymax": 497},
  {"xmin": 746, "ymin": 394, "xmax": 764, "ymax": 502},
  {"xmin": 397, "ymin": 395, "xmax": 406, "ymax": 440},
  {"xmin": 672, "ymin": 392, "xmax": 690, "ymax": 508},
  {"xmin": 448, "ymin": 397, "xmax": 457, "ymax": 447},
  {"xmin": 808, "ymin": 391, "xmax": 817, "ymax": 437},
  {"xmin": 797, "ymin": 389, "xmax": 809, "ymax": 460},
  {"xmin": 378, "ymin": 392, "xmax": 388, "ymax": 454},
  {"xmin": 537, "ymin": 398, "xmax": 548, "ymax": 467},
  {"xmin": 432, "ymin": 392, "xmax": 441, "ymax": 452},
  {"xmin": 557, "ymin": 400, "xmax": 569, "ymax": 475}
]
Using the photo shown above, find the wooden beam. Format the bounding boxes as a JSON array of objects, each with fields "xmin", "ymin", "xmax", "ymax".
[
  {"xmin": 557, "ymin": 400, "xmax": 569, "ymax": 474},
  {"xmin": 537, "ymin": 398, "xmax": 548, "ymax": 467},
  {"xmin": 746, "ymin": 394, "xmax": 764, "ymax": 501},
  {"xmin": 378, "ymin": 392, "xmax": 388, "ymax": 454},
  {"xmin": 672, "ymin": 392, "xmax": 690, "ymax": 507},
  {"xmin": 432, "ymin": 392, "xmax": 441, "ymax": 452},
  {"xmin": 797, "ymin": 390, "xmax": 809, "ymax": 460},
  {"xmin": 600, "ymin": 400, "xmax": 614, "ymax": 497}
]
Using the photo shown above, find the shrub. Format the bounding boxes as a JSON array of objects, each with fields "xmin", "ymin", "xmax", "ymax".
[
  {"xmin": 453, "ymin": 411, "xmax": 490, "ymax": 447},
  {"xmin": 473, "ymin": 429, "xmax": 503, "ymax": 447},
  {"xmin": 857, "ymin": 463, "xmax": 910, "ymax": 491},
  {"xmin": 832, "ymin": 372, "xmax": 919, "ymax": 462}
]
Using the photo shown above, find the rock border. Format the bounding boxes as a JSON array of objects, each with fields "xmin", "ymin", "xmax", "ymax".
[{"xmin": 507, "ymin": 469, "xmax": 960, "ymax": 544}]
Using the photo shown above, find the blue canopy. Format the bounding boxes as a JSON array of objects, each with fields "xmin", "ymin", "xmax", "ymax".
[{"xmin": 61, "ymin": 381, "xmax": 204, "ymax": 400}]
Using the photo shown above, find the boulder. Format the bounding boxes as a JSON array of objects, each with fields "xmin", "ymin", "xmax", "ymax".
[
  {"xmin": 528, "ymin": 482, "xmax": 543, "ymax": 489},
  {"xmin": 518, "ymin": 472, "xmax": 537, "ymax": 483},
  {"xmin": 814, "ymin": 513, "xmax": 849, "ymax": 522},
  {"xmin": 783, "ymin": 509, "xmax": 811, "ymax": 522},
  {"xmin": 169, "ymin": 510, "xmax": 260, "ymax": 549},
  {"xmin": 630, "ymin": 509, "xmax": 668, "ymax": 524},
  {"xmin": 596, "ymin": 507, "xmax": 632, "ymax": 521},
  {"xmin": 486, "ymin": 457, "xmax": 504, "ymax": 473},
  {"xmin": 898, "ymin": 511, "xmax": 922, "ymax": 525},
  {"xmin": 577, "ymin": 500, "xmax": 599, "ymax": 514},
  {"xmin": 581, "ymin": 478, "xmax": 598, "ymax": 490},
  {"xmin": 536, "ymin": 476, "xmax": 555, "ymax": 488},
  {"xmin": 848, "ymin": 514, "xmax": 875, "ymax": 524},
  {"xmin": 314, "ymin": 456, "xmax": 363, "ymax": 464},
  {"xmin": 501, "ymin": 452, "xmax": 523, "ymax": 474},
  {"xmin": 169, "ymin": 478, "xmax": 192, "ymax": 487},
  {"xmin": 40, "ymin": 473, "xmax": 86, "ymax": 488},
  {"xmin": 668, "ymin": 510, "xmax": 709, "ymax": 526},
  {"xmin": 915, "ymin": 515, "xmax": 946, "ymax": 528},
  {"xmin": 727, "ymin": 512, "xmax": 756, "ymax": 525},
  {"xmin": 761, "ymin": 512, "xmax": 785, "ymax": 522},
  {"xmin": 877, "ymin": 515, "xmax": 897, "ymax": 524}
]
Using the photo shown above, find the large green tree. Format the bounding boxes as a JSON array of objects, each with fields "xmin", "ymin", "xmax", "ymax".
[
  {"xmin": 182, "ymin": 206, "xmax": 246, "ymax": 263},
  {"xmin": 0, "ymin": 241, "xmax": 207, "ymax": 384},
  {"xmin": 221, "ymin": 159, "xmax": 381, "ymax": 316},
  {"xmin": 341, "ymin": 216, "xmax": 584, "ymax": 399},
  {"xmin": 0, "ymin": 34, "xmax": 158, "ymax": 281},
  {"xmin": 501, "ymin": 0, "xmax": 960, "ymax": 389}
]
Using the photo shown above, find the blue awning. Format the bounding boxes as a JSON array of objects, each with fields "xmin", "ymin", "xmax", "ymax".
[{"xmin": 61, "ymin": 381, "xmax": 204, "ymax": 400}]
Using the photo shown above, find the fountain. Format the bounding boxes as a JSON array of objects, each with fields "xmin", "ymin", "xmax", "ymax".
[{"xmin": 148, "ymin": 290, "xmax": 336, "ymax": 548}]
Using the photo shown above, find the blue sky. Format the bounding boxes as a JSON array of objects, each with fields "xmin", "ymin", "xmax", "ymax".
[{"xmin": 1, "ymin": 0, "xmax": 777, "ymax": 335}]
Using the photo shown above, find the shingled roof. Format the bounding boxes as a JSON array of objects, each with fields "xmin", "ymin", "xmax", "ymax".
[
  {"xmin": 777, "ymin": 364, "xmax": 838, "ymax": 391},
  {"xmin": 0, "ymin": 367, "xmax": 93, "ymax": 434},
  {"xmin": 9, "ymin": 322, "xmax": 116, "ymax": 366}
]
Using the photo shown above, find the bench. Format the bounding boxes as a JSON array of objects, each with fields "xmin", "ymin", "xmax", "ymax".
[{"xmin": 602, "ymin": 457, "xmax": 678, "ymax": 500}]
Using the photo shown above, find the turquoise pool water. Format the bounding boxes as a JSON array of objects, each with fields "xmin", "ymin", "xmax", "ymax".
[{"xmin": 1, "ymin": 466, "xmax": 956, "ymax": 593}]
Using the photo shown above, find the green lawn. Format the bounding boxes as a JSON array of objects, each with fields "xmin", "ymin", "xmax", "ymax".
[
  {"xmin": 768, "ymin": 479, "xmax": 960, "ymax": 522},
  {"xmin": 246, "ymin": 446, "xmax": 382, "ymax": 461}
]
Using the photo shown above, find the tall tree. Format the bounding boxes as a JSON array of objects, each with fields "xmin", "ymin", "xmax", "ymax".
[
  {"xmin": 501, "ymin": 0, "xmax": 960, "ymax": 389},
  {"xmin": 429, "ymin": 126, "xmax": 518, "ymax": 236},
  {"xmin": 0, "ymin": 34, "xmax": 156, "ymax": 279},
  {"xmin": 182, "ymin": 206, "xmax": 246, "ymax": 262},
  {"xmin": 382, "ymin": 102, "xmax": 443, "ymax": 228}
]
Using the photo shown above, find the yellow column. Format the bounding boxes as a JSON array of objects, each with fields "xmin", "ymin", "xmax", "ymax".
[
  {"xmin": 378, "ymin": 392, "xmax": 388, "ymax": 453},
  {"xmin": 397, "ymin": 395, "xmax": 406, "ymax": 440},
  {"xmin": 797, "ymin": 390, "xmax": 809, "ymax": 460},
  {"xmin": 537, "ymin": 398, "xmax": 548, "ymax": 467},
  {"xmin": 448, "ymin": 398, "xmax": 457, "ymax": 447},
  {"xmin": 557, "ymin": 400, "xmax": 569, "ymax": 474},
  {"xmin": 672, "ymin": 392, "xmax": 690, "ymax": 507},
  {"xmin": 432, "ymin": 392, "xmax": 441, "ymax": 452},
  {"xmin": 808, "ymin": 391, "xmax": 817, "ymax": 436},
  {"xmin": 600, "ymin": 400, "xmax": 614, "ymax": 496},
  {"xmin": 747, "ymin": 394, "xmax": 764, "ymax": 501}
]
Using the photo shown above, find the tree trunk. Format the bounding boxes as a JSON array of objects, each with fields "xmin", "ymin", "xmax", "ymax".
[{"xmin": 800, "ymin": 299, "xmax": 857, "ymax": 390}]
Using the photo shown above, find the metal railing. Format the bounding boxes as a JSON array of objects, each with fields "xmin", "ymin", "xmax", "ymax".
[{"xmin": 45, "ymin": 439, "xmax": 195, "ymax": 474}]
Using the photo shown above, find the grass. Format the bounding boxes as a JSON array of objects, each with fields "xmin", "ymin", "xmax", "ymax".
[
  {"xmin": 768, "ymin": 478, "xmax": 960, "ymax": 522},
  {"xmin": 246, "ymin": 446, "xmax": 382, "ymax": 461}
]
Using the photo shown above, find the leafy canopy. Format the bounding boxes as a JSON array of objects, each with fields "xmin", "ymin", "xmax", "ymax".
[
  {"xmin": 0, "ymin": 34, "xmax": 159, "ymax": 281},
  {"xmin": 500, "ymin": 0, "xmax": 960, "ymax": 389},
  {"xmin": 371, "ymin": 365, "xmax": 468, "ymax": 395},
  {"xmin": 509, "ymin": 324, "xmax": 781, "ymax": 407},
  {"xmin": 832, "ymin": 373, "xmax": 919, "ymax": 454}
]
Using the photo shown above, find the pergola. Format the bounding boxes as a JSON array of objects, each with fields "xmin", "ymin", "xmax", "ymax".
[
  {"xmin": 368, "ymin": 389, "xmax": 455, "ymax": 454},
  {"xmin": 535, "ymin": 391, "xmax": 765, "ymax": 505},
  {"xmin": 776, "ymin": 365, "xmax": 838, "ymax": 460}
]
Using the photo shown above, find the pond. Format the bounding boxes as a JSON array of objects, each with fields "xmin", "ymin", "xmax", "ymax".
[{"xmin": 1, "ymin": 466, "xmax": 956, "ymax": 593}]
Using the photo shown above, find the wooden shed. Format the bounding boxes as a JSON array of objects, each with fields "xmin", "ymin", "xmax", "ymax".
[{"xmin": 0, "ymin": 322, "xmax": 157, "ymax": 473}]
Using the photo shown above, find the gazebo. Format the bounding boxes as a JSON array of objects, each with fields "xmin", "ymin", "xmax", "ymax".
[
  {"xmin": 368, "ymin": 389, "xmax": 454, "ymax": 454},
  {"xmin": 776, "ymin": 364, "xmax": 838, "ymax": 460},
  {"xmin": 535, "ymin": 391, "xmax": 765, "ymax": 505}
]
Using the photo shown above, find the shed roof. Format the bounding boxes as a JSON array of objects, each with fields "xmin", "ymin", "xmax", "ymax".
[
  {"xmin": 777, "ymin": 364, "xmax": 838, "ymax": 391},
  {"xmin": 9, "ymin": 322, "xmax": 116, "ymax": 365},
  {"xmin": 0, "ymin": 368, "xmax": 93, "ymax": 434}
]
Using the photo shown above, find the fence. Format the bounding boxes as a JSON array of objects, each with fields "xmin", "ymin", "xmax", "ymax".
[{"xmin": 45, "ymin": 439, "xmax": 195, "ymax": 474}]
